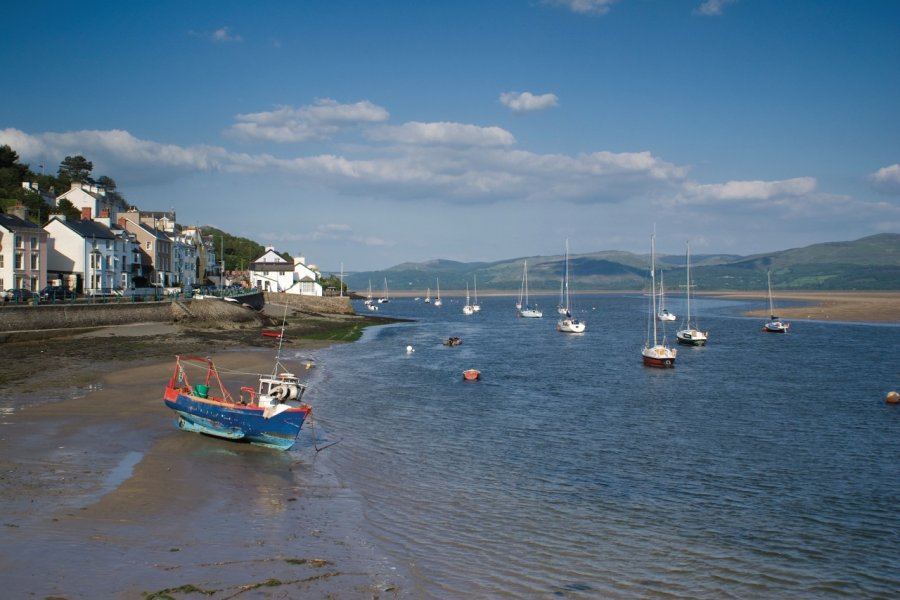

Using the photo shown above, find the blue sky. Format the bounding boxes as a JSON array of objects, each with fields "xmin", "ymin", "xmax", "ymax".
[{"xmin": 3, "ymin": 0, "xmax": 899, "ymax": 271}]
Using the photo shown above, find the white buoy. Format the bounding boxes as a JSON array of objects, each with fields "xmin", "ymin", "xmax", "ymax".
[{"xmin": 406, "ymin": 345, "xmax": 414, "ymax": 353}]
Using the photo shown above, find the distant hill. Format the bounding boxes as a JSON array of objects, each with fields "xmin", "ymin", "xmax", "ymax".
[{"xmin": 341, "ymin": 233, "xmax": 900, "ymax": 293}]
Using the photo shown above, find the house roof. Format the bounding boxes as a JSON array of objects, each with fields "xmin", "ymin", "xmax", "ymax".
[
  {"xmin": 0, "ymin": 213, "xmax": 42, "ymax": 231},
  {"xmin": 50, "ymin": 217, "xmax": 116, "ymax": 240}
]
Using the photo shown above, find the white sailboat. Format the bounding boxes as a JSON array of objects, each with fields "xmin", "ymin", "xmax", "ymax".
[
  {"xmin": 462, "ymin": 282, "xmax": 475, "ymax": 315},
  {"xmin": 424, "ymin": 287, "xmax": 431, "ymax": 303},
  {"xmin": 365, "ymin": 280, "xmax": 378, "ymax": 311},
  {"xmin": 675, "ymin": 241, "xmax": 708, "ymax": 346},
  {"xmin": 378, "ymin": 277, "xmax": 390, "ymax": 303},
  {"xmin": 472, "ymin": 275, "xmax": 481, "ymax": 312},
  {"xmin": 557, "ymin": 240, "xmax": 585, "ymax": 333},
  {"xmin": 763, "ymin": 270, "xmax": 790, "ymax": 333},
  {"xmin": 642, "ymin": 233, "xmax": 677, "ymax": 367},
  {"xmin": 434, "ymin": 278, "xmax": 442, "ymax": 307},
  {"xmin": 517, "ymin": 260, "xmax": 542, "ymax": 318},
  {"xmin": 657, "ymin": 271, "xmax": 676, "ymax": 321}
]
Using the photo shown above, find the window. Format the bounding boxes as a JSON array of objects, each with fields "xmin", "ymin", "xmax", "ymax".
[
  {"xmin": 30, "ymin": 253, "xmax": 39, "ymax": 270},
  {"xmin": 15, "ymin": 252, "xmax": 23, "ymax": 270},
  {"xmin": 0, "ymin": 255, "xmax": 3, "ymax": 268},
  {"xmin": 146, "ymin": 241, "xmax": 151, "ymax": 250},
  {"xmin": 15, "ymin": 235, "xmax": 23, "ymax": 248},
  {"xmin": 30, "ymin": 236, "xmax": 38, "ymax": 249}
]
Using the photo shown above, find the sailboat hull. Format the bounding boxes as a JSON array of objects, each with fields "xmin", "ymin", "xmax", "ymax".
[
  {"xmin": 676, "ymin": 329, "xmax": 708, "ymax": 346},
  {"xmin": 557, "ymin": 318, "xmax": 585, "ymax": 333},
  {"xmin": 763, "ymin": 322, "xmax": 790, "ymax": 333},
  {"xmin": 642, "ymin": 346, "xmax": 677, "ymax": 368}
]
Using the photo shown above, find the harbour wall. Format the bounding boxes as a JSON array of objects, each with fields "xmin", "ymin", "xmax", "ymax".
[{"xmin": 0, "ymin": 293, "xmax": 354, "ymax": 337}]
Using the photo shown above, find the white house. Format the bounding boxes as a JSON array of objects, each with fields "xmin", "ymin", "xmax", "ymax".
[
  {"xmin": 248, "ymin": 247, "xmax": 322, "ymax": 296},
  {"xmin": 0, "ymin": 207, "xmax": 48, "ymax": 292},
  {"xmin": 43, "ymin": 215, "xmax": 137, "ymax": 293},
  {"xmin": 55, "ymin": 181, "xmax": 127, "ymax": 222}
]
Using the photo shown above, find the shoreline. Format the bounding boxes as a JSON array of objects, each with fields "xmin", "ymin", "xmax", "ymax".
[
  {"xmin": 0, "ymin": 314, "xmax": 407, "ymax": 599},
  {"xmin": 365, "ymin": 289, "xmax": 900, "ymax": 323}
]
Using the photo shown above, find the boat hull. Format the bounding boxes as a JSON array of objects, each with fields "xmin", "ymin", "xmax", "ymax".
[
  {"xmin": 557, "ymin": 318, "xmax": 586, "ymax": 333},
  {"xmin": 642, "ymin": 345, "xmax": 677, "ymax": 368},
  {"xmin": 164, "ymin": 388, "xmax": 309, "ymax": 450},
  {"xmin": 463, "ymin": 369, "xmax": 481, "ymax": 381},
  {"xmin": 676, "ymin": 329, "xmax": 708, "ymax": 346},
  {"xmin": 518, "ymin": 309, "xmax": 543, "ymax": 318},
  {"xmin": 763, "ymin": 321, "xmax": 790, "ymax": 333}
]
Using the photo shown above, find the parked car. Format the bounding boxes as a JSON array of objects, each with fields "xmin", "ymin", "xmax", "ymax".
[
  {"xmin": 40, "ymin": 285, "xmax": 75, "ymax": 302},
  {"xmin": 3, "ymin": 288, "xmax": 39, "ymax": 303}
]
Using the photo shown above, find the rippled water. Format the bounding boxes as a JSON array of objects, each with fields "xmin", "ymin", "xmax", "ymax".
[{"xmin": 305, "ymin": 294, "xmax": 900, "ymax": 599}]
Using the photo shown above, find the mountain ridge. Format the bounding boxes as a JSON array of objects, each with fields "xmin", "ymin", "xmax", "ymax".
[{"xmin": 341, "ymin": 233, "xmax": 900, "ymax": 292}]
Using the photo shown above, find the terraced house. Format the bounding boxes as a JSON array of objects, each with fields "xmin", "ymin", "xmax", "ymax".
[{"xmin": 0, "ymin": 206, "xmax": 48, "ymax": 292}]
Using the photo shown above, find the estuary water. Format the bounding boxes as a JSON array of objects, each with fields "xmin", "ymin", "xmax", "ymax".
[{"xmin": 303, "ymin": 293, "xmax": 900, "ymax": 599}]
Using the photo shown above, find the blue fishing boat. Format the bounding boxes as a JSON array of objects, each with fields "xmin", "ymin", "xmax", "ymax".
[{"xmin": 163, "ymin": 355, "xmax": 311, "ymax": 450}]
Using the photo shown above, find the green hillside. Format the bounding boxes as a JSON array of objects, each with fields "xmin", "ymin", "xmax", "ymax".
[{"xmin": 342, "ymin": 233, "xmax": 900, "ymax": 292}]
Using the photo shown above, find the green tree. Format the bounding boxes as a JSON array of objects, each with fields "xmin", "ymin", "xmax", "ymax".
[
  {"xmin": 58, "ymin": 155, "xmax": 93, "ymax": 183},
  {"xmin": 52, "ymin": 198, "xmax": 82, "ymax": 221}
]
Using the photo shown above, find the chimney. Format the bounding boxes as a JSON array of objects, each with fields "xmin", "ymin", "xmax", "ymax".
[
  {"xmin": 118, "ymin": 217, "xmax": 126, "ymax": 228},
  {"xmin": 81, "ymin": 207, "xmax": 92, "ymax": 220},
  {"xmin": 10, "ymin": 204, "xmax": 28, "ymax": 220}
]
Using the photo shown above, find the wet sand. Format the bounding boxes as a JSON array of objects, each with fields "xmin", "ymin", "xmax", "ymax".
[
  {"xmin": 0, "ymin": 320, "xmax": 405, "ymax": 599},
  {"xmin": 709, "ymin": 291, "xmax": 900, "ymax": 323}
]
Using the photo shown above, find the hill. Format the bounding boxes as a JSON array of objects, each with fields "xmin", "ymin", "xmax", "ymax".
[{"xmin": 341, "ymin": 233, "xmax": 900, "ymax": 293}]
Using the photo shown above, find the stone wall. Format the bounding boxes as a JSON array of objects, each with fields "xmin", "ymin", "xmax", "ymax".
[
  {"xmin": 0, "ymin": 301, "xmax": 173, "ymax": 332},
  {"xmin": 262, "ymin": 292, "xmax": 355, "ymax": 315},
  {"xmin": 0, "ymin": 293, "xmax": 355, "ymax": 335}
]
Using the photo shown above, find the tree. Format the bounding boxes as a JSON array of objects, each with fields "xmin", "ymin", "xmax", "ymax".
[
  {"xmin": 53, "ymin": 198, "xmax": 82, "ymax": 221},
  {"xmin": 58, "ymin": 155, "xmax": 93, "ymax": 183}
]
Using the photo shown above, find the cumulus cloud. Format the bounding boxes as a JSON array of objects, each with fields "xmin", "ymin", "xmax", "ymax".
[
  {"xmin": 227, "ymin": 99, "xmax": 390, "ymax": 143},
  {"xmin": 543, "ymin": 0, "xmax": 618, "ymax": 16},
  {"xmin": 678, "ymin": 177, "xmax": 816, "ymax": 204},
  {"xmin": 869, "ymin": 164, "xmax": 900, "ymax": 194},
  {"xmin": 499, "ymin": 91, "xmax": 559, "ymax": 113},
  {"xmin": 694, "ymin": 0, "xmax": 737, "ymax": 16},
  {"xmin": 0, "ymin": 127, "xmax": 229, "ymax": 183},
  {"xmin": 366, "ymin": 122, "xmax": 515, "ymax": 147}
]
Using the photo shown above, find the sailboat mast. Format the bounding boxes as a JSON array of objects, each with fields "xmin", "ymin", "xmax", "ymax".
[
  {"xmin": 685, "ymin": 241, "xmax": 691, "ymax": 323},
  {"xmin": 651, "ymin": 234, "xmax": 659, "ymax": 345}
]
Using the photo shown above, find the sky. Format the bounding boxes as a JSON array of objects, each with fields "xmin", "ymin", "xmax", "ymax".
[{"xmin": 2, "ymin": 0, "xmax": 899, "ymax": 272}]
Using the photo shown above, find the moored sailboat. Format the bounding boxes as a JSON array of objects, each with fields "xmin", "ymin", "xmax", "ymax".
[
  {"xmin": 517, "ymin": 260, "xmax": 542, "ymax": 318},
  {"xmin": 557, "ymin": 239, "xmax": 585, "ymax": 333},
  {"xmin": 434, "ymin": 278, "xmax": 442, "ymax": 307},
  {"xmin": 763, "ymin": 270, "xmax": 790, "ymax": 333},
  {"xmin": 642, "ymin": 233, "xmax": 677, "ymax": 368},
  {"xmin": 676, "ymin": 241, "xmax": 708, "ymax": 346},
  {"xmin": 657, "ymin": 271, "xmax": 676, "ymax": 321},
  {"xmin": 462, "ymin": 282, "xmax": 475, "ymax": 315}
]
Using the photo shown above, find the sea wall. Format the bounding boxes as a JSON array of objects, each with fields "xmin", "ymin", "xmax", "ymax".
[
  {"xmin": 0, "ymin": 301, "xmax": 173, "ymax": 333},
  {"xmin": 262, "ymin": 292, "xmax": 355, "ymax": 315},
  {"xmin": 0, "ymin": 293, "xmax": 354, "ymax": 338}
]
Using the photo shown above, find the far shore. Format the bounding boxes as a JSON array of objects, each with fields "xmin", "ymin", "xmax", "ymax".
[{"xmin": 376, "ymin": 289, "xmax": 900, "ymax": 323}]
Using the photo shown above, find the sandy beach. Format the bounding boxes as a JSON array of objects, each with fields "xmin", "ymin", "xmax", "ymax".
[
  {"xmin": 709, "ymin": 290, "xmax": 900, "ymax": 323},
  {"xmin": 0, "ymin": 316, "xmax": 405, "ymax": 599}
]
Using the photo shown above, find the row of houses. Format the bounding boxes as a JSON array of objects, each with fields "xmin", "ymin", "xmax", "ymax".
[{"xmin": 0, "ymin": 180, "xmax": 323, "ymax": 296}]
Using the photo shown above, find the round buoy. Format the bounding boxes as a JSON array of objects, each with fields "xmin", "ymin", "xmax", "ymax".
[
  {"xmin": 406, "ymin": 345, "xmax": 415, "ymax": 353},
  {"xmin": 886, "ymin": 391, "xmax": 900, "ymax": 405}
]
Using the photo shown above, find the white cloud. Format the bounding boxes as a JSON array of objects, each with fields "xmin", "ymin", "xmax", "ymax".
[
  {"xmin": 366, "ymin": 122, "xmax": 515, "ymax": 147},
  {"xmin": 694, "ymin": 0, "xmax": 737, "ymax": 16},
  {"xmin": 680, "ymin": 177, "xmax": 816, "ymax": 203},
  {"xmin": 212, "ymin": 26, "xmax": 242, "ymax": 43},
  {"xmin": 869, "ymin": 163, "xmax": 900, "ymax": 194},
  {"xmin": 499, "ymin": 91, "xmax": 559, "ymax": 113},
  {"xmin": 543, "ymin": 0, "xmax": 618, "ymax": 16},
  {"xmin": 227, "ymin": 99, "xmax": 390, "ymax": 143}
]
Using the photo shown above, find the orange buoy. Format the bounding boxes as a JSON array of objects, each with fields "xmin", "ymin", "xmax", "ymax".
[{"xmin": 886, "ymin": 391, "xmax": 900, "ymax": 405}]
